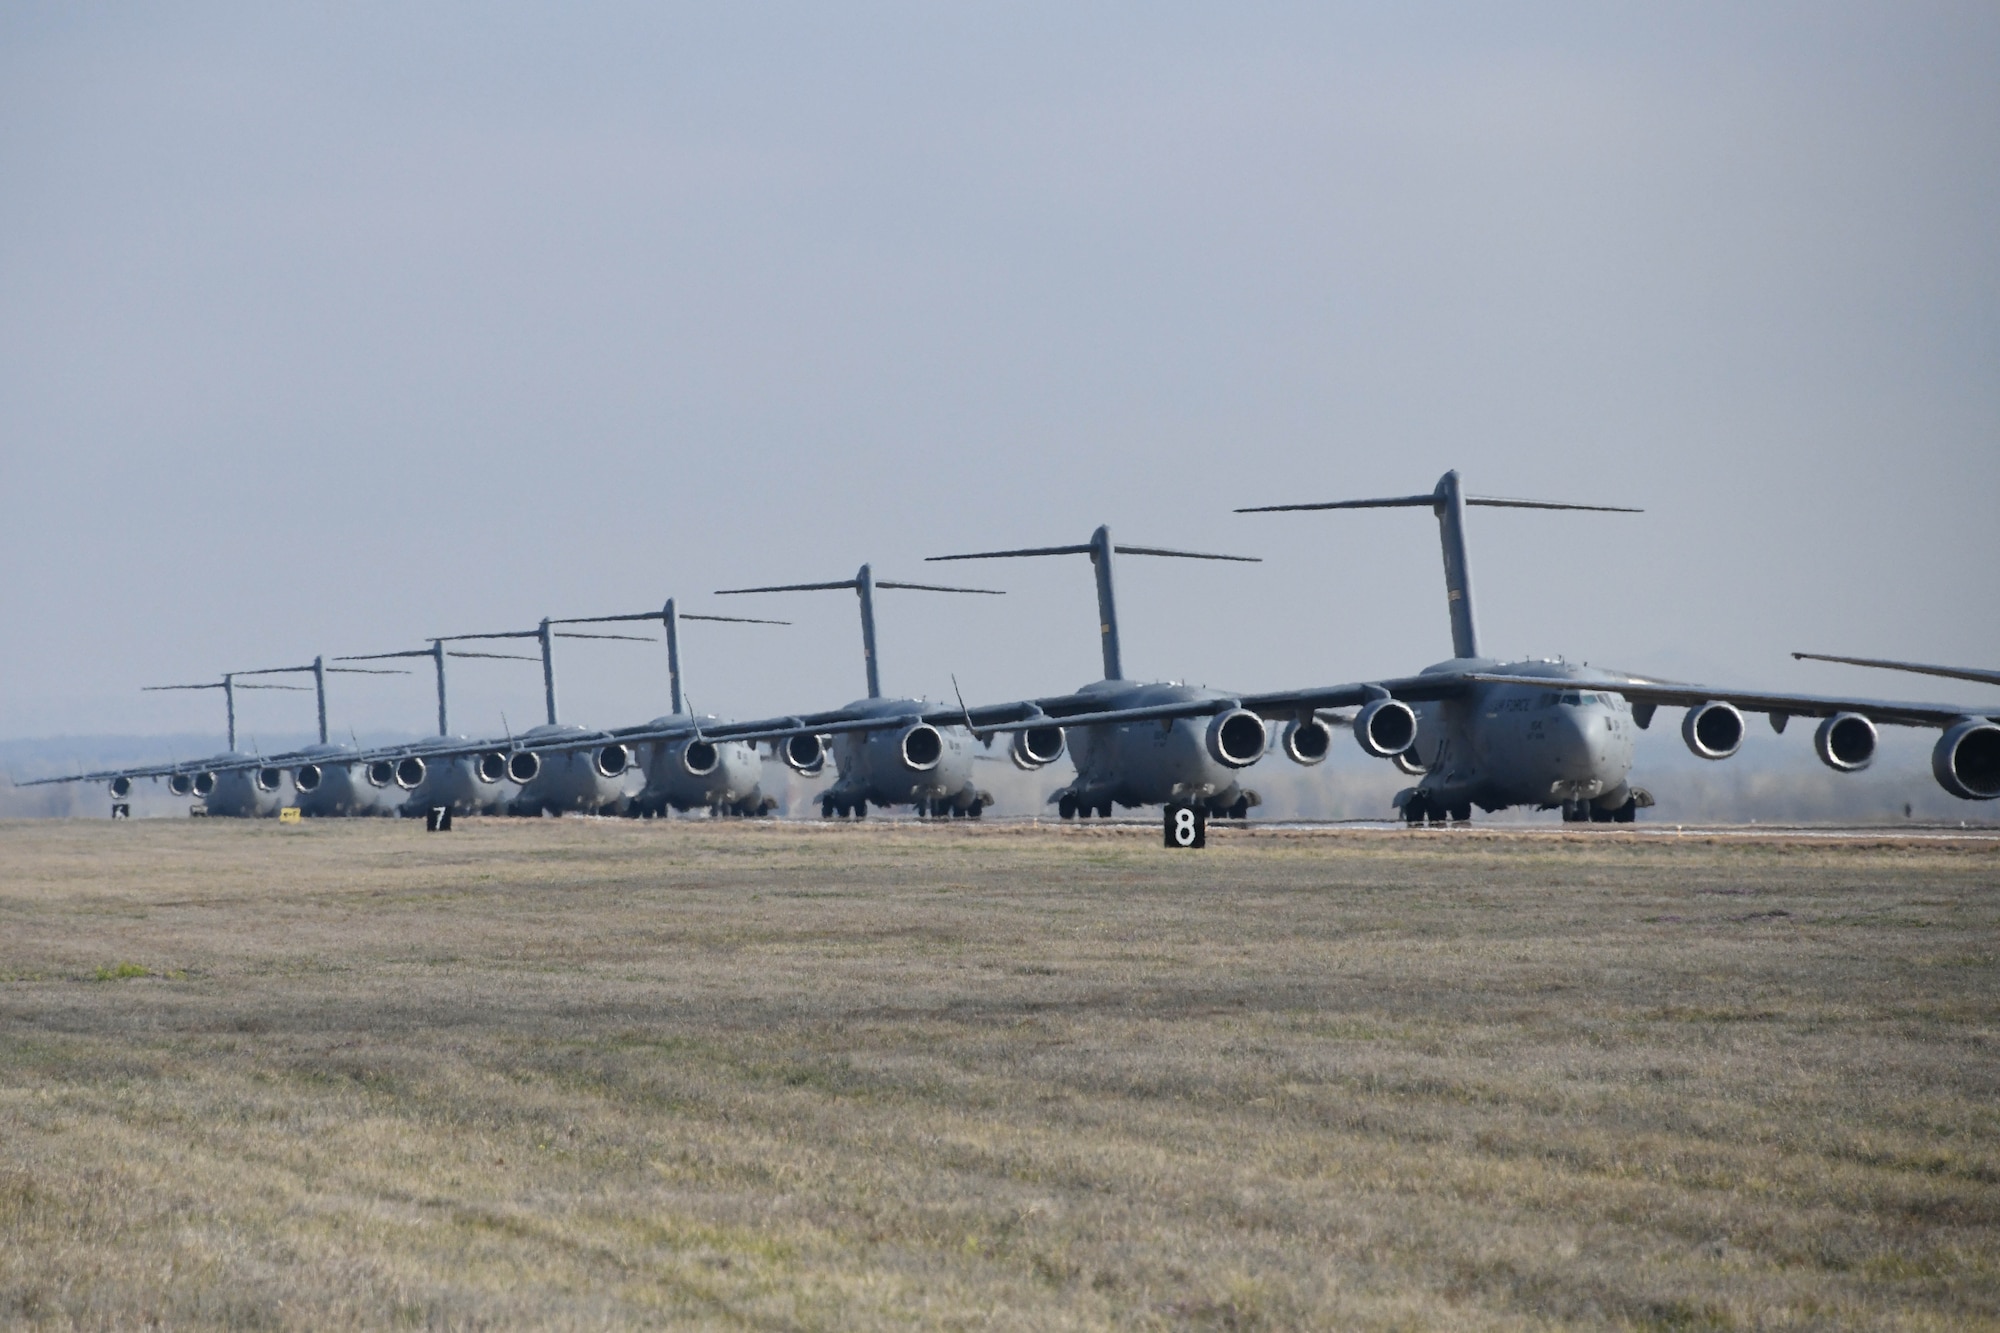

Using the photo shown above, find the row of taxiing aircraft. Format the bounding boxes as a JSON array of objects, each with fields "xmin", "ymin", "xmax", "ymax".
[{"xmin": 26, "ymin": 471, "xmax": 2000, "ymax": 824}]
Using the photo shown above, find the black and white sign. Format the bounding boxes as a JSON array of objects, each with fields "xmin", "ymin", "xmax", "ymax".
[{"xmin": 1163, "ymin": 803, "xmax": 1206, "ymax": 848}]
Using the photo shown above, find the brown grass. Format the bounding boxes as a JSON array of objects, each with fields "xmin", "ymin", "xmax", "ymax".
[{"xmin": 0, "ymin": 817, "xmax": 1996, "ymax": 1329}]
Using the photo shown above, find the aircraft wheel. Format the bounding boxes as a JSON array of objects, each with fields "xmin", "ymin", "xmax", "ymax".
[
  {"xmin": 1588, "ymin": 804, "xmax": 1614, "ymax": 823},
  {"xmin": 1402, "ymin": 794, "xmax": 1427, "ymax": 825},
  {"xmin": 1230, "ymin": 796, "xmax": 1250, "ymax": 820},
  {"xmin": 1450, "ymin": 803, "xmax": 1471, "ymax": 824},
  {"xmin": 1058, "ymin": 795, "xmax": 1077, "ymax": 820},
  {"xmin": 822, "ymin": 798, "xmax": 836, "ymax": 819},
  {"xmin": 967, "ymin": 799, "xmax": 984, "ymax": 819},
  {"xmin": 1096, "ymin": 802, "xmax": 1113, "ymax": 819},
  {"xmin": 853, "ymin": 801, "xmax": 867, "ymax": 819},
  {"xmin": 1613, "ymin": 798, "xmax": 1637, "ymax": 824}
]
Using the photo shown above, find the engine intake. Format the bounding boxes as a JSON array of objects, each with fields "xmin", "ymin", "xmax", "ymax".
[
  {"xmin": 593, "ymin": 743, "xmax": 630, "ymax": 779},
  {"xmin": 396, "ymin": 756, "xmax": 427, "ymax": 790},
  {"xmin": 1353, "ymin": 699, "xmax": 1417, "ymax": 759},
  {"xmin": 1205, "ymin": 708, "xmax": 1267, "ymax": 770},
  {"xmin": 256, "ymin": 767, "xmax": 284, "ymax": 793},
  {"xmin": 900, "ymin": 723, "xmax": 945, "ymax": 772},
  {"xmin": 192, "ymin": 772, "xmax": 216, "ymax": 797},
  {"xmin": 294, "ymin": 763, "xmax": 323, "ymax": 793},
  {"xmin": 1934, "ymin": 718, "xmax": 2000, "ymax": 801},
  {"xmin": 1282, "ymin": 718, "xmax": 1332, "ymax": 766},
  {"xmin": 1010, "ymin": 725, "xmax": 1066, "ymax": 771},
  {"xmin": 365, "ymin": 760, "xmax": 395, "ymax": 788},
  {"xmin": 1681, "ymin": 701, "xmax": 1744, "ymax": 760},
  {"xmin": 168, "ymin": 773, "xmax": 194, "ymax": 796},
  {"xmin": 782, "ymin": 733, "xmax": 826, "ymax": 776},
  {"xmin": 1813, "ymin": 712, "xmax": 1877, "ymax": 773},
  {"xmin": 475, "ymin": 752, "xmax": 509, "ymax": 784},
  {"xmin": 507, "ymin": 751, "xmax": 541, "ymax": 784},
  {"xmin": 109, "ymin": 775, "xmax": 133, "ymax": 798},
  {"xmin": 681, "ymin": 740, "xmax": 719, "ymax": 777}
]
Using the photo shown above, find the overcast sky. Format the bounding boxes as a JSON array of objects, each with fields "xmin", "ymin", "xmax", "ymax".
[{"xmin": 3, "ymin": 2, "xmax": 1995, "ymax": 746}]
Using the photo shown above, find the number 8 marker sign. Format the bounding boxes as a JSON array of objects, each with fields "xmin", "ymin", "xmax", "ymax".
[{"xmin": 1164, "ymin": 804, "xmax": 1206, "ymax": 849}]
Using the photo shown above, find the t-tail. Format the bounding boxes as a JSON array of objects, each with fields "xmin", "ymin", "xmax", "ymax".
[
  {"xmin": 927, "ymin": 525, "xmax": 1258, "ymax": 680},
  {"xmin": 716, "ymin": 565, "xmax": 1002, "ymax": 699},
  {"xmin": 1237, "ymin": 470, "xmax": 1639, "ymax": 660},
  {"xmin": 552, "ymin": 599, "xmax": 789, "ymax": 715}
]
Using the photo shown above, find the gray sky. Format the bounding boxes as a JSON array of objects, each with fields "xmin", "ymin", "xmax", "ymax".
[{"xmin": 3, "ymin": 2, "xmax": 1996, "ymax": 746}]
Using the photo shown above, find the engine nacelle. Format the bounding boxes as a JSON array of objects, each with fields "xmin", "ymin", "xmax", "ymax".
[
  {"xmin": 900, "ymin": 723, "xmax": 945, "ymax": 772},
  {"xmin": 1392, "ymin": 749, "xmax": 1427, "ymax": 776},
  {"xmin": 1206, "ymin": 708, "xmax": 1267, "ymax": 770},
  {"xmin": 782, "ymin": 733, "xmax": 826, "ymax": 776},
  {"xmin": 1353, "ymin": 699, "xmax": 1417, "ymax": 759},
  {"xmin": 396, "ymin": 756, "xmax": 427, "ymax": 790},
  {"xmin": 1281, "ymin": 718, "xmax": 1331, "ymax": 766},
  {"xmin": 475, "ymin": 752, "xmax": 509, "ymax": 784},
  {"xmin": 1681, "ymin": 701, "xmax": 1745, "ymax": 760},
  {"xmin": 681, "ymin": 739, "xmax": 720, "ymax": 777},
  {"xmin": 1010, "ymin": 726, "xmax": 1066, "ymax": 771},
  {"xmin": 593, "ymin": 743, "xmax": 630, "ymax": 780},
  {"xmin": 109, "ymin": 775, "xmax": 133, "ymax": 798},
  {"xmin": 1934, "ymin": 718, "xmax": 2000, "ymax": 801},
  {"xmin": 168, "ymin": 773, "xmax": 195, "ymax": 797},
  {"xmin": 1813, "ymin": 712, "xmax": 1877, "ymax": 773},
  {"xmin": 192, "ymin": 772, "xmax": 217, "ymax": 797},
  {"xmin": 507, "ymin": 751, "xmax": 541, "ymax": 784},
  {"xmin": 365, "ymin": 760, "xmax": 395, "ymax": 788},
  {"xmin": 294, "ymin": 763, "xmax": 323, "ymax": 793},
  {"xmin": 256, "ymin": 767, "xmax": 284, "ymax": 793}
]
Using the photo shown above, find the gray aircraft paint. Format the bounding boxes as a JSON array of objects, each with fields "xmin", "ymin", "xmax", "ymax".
[
  {"xmin": 928, "ymin": 526, "xmax": 1270, "ymax": 817},
  {"xmin": 715, "ymin": 565, "xmax": 1000, "ymax": 817},
  {"xmin": 552, "ymin": 600, "xmax": 786, "ymax": 816},
  {"xmin": 332, "ymin": 640, "xmax": 523, "ymax": 816},
  {"xmin": 1240, "ymin": 470, "xmax": 1648, "ymax": 821},
  {"xmin": 232, "ymin": 656, "xmax": 410, "ymax": 818},
  {"xmin": 435, "ymin": 619, "xmax": 652, "ymax": 815},
  {"xmin": 134, "ymin": 670, "xmax": 316, "ymax": 817}
]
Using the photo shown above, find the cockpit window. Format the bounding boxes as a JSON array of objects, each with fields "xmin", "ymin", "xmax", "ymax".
[{"xmin": 1560, "ymin": 692, "xmax": 1582, "ymax": 705}]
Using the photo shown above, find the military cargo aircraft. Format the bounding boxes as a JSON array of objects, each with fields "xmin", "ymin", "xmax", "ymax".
[
  {"xmin": 714, "ymin": 565, "xmax": 1003, "ymax": 818},
  {"xmin": 233, "ymin": 657, "xmax": 411, "ymax": 817},
  {"xmin": 330, "ymin": 639, "xmax": 534, "ymax": 816},
  {"xmin": 430, "ymin": 618, "xmax": 658, "ymax": 816},
  {"xmin": 926, "ymin": 527, "xmax": 1276, "ymax": 819},
  {"xmin": 547, "ymin": 600, "xmax": 787, "ymax": 817}
]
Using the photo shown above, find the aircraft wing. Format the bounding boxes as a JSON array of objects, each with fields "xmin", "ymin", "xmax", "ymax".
[
  {"xmin": 886, "ymin": 674, "xmax": 1471, "ymax": 737},
  {"xmin": 1468, "ymin": 674, "xmax": 1999, "ymax": 729}
]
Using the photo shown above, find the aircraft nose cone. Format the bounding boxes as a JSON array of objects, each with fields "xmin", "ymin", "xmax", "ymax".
[{"xmin": 1547, "ymin": 709, "xmax": 1606, "ymax": 779}]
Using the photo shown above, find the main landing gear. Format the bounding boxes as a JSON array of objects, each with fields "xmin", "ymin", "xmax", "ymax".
[
  {"xmin": 1402, "ymin": 793, "xmax": 1471, "ymax": 826},
  {"xmin": 822, "ymin": 797, "xmax": 868, "ymax": 819},
  {"xmin": 1057, "ymin": 795, "xmax": 1115, "ymax": 819},
  {"xmin": 1562, "ymin": 797, "xmax": 1639, "ymax": 824}
]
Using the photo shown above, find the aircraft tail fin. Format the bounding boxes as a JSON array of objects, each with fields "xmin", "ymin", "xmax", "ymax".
[{"xmin": 1238, "ymin": 472, "xmax": 1637, "ymax": 661}]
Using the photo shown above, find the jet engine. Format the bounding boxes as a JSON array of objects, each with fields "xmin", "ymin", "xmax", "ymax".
[
  {"xmin": 168, "ymin": 773, "xmax": 195, "ymax": 796},
  {"xmin": 593, "ymin": 743, "xmax": 630, "ymax": 779},
  {"xmin": 900, "ymin": 722, "xmax": 945, "ymax": 772},
  {"xmin": 475, "ymin": 752, "xmax": 509, "ymax": 784},
  {"xmin": 1205, "ymin": 708, "xmax": 1268, "ymax": 769},
  {"xmin": 507, "ymin": 751, "xmax": 541, "ymax": 784},
  {"xmin": 782, "ymin": 733, "xmax": 826, "ymax": 776},
  {"xmin": 1353, "ymin": 698, "xmax": 1418, "ymax": 759},
  {"xmin": 1010, "ymin": 725, "xmax": 1066, "ymax": 771},
  {"xmin": 1281, "ymin": 718, "xmax": 1332, "ymax": 766},
  {"xmin": 256, "ymin": 767, "xmax": 284, "ymax": 793},
  {"xmin": 192, "ymin": 772, "xmax": 217, "ymax": 797},
  {"xmin": 109, "ymin": 775, "xmax": 133, "ymax": 798},
  {"xmin": 1392, "ymin": 750, "xmax": 1427, "ymax": 776},
  {"xmin": 1681, "ymin": 701, "xmax": 1745, "ymax": 760},
  {"xmin": 294, "ymin": 764, "xmax": 323, "ymax": 793},
  {"xmin": 366, "ymin": 760, "xmax": 395, "ymax": 788},
  {"xmin": 681, "ymin": 739, "xmax": 720, "ymax": 777},
  {"xmin": 396, "ymin": 756, "xmax": 427, "ymax": 789},
  {"xmin": 1933, "ymin": 718, "xmax": 2000, "ymax": 801},
  {"xmin": 1812, "ymin": 712, "xmax": 1877, "ymax": 773}
]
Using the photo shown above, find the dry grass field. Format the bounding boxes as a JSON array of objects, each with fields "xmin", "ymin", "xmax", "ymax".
[{"xmin": 1, "ymin": 818, "xmax": 1996, "ymax": 1330}]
